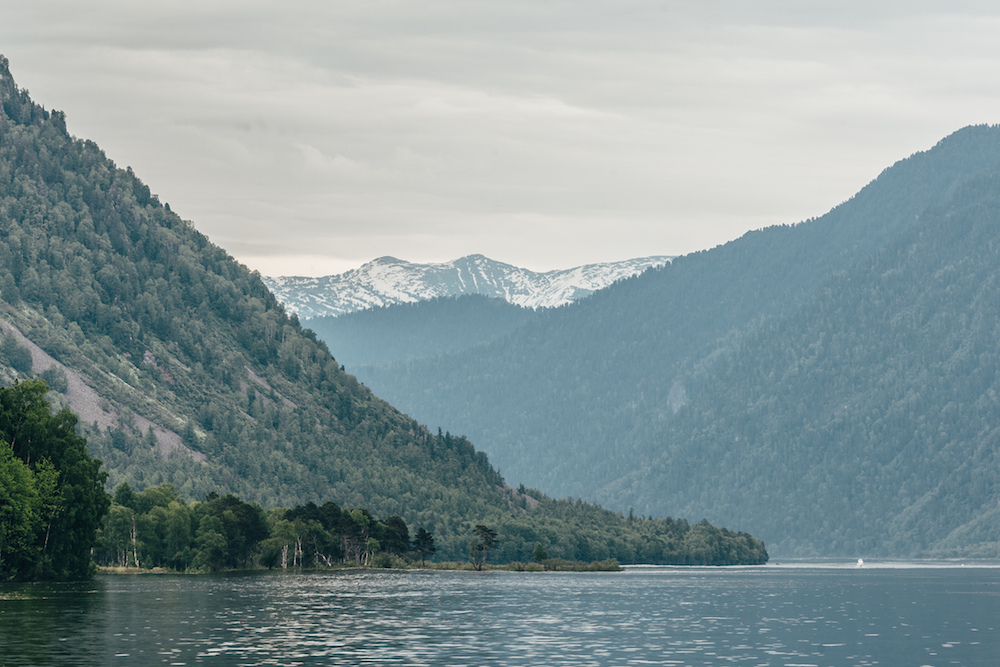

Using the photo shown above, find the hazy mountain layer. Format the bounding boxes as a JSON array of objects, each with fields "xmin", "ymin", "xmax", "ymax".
[
  {"xmin": 264, "ymin": 254, "xmax": 672, "ymax": 319},
  {"xmin": 305, "ymin": 295, "xmax": 537, "ymax": 369}
]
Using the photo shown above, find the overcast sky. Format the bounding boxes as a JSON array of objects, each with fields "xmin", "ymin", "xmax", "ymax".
[{"xmin": 2, "ymin": 1, "xmax": 999, "ymax": 276}]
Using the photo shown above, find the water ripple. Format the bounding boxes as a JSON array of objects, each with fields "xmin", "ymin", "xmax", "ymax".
[{"xmin": 1, "ymin": 565, "xmax": 998, "ymax": 665}]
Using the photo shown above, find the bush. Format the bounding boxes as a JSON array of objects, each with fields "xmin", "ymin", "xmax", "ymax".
[
  {"xmin": 41, "ymin": 365, "xmax": 69, "ymax": 393},
  {"xmin": 1, "ymin": 332, "xmax": 33, "ymax": 374}
]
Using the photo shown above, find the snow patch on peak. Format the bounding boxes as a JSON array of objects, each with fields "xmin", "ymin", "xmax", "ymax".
[{"xmin": 263, "ymin": 255, "xmax": 672, "ymax": 319}]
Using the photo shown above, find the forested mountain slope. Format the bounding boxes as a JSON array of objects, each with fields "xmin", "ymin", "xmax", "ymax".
[
  {"xmin": 0, "ymin": 56, "xmax": 766, "ymax": 564},
  {"xmin": 0, "ymin": 56, "xmax": 499, "ymax": 556},
  {"xmin": 603, "ymin": 171, "xmax": 1000, "ymax": 557},
  {"xmin": 355, "ymin": 125, "xmax": 1000, "ymax": 512}
]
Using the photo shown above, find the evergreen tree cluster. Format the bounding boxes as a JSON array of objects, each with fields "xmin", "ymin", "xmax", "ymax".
[{"xmin": 97, "ymin": 483, "xmax": 417, "ymax": 571}]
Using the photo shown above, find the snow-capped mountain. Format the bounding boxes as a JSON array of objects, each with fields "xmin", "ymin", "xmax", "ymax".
[{"xmin": 264, "ymin": 254, "xmax": 673, "ymax": 319}]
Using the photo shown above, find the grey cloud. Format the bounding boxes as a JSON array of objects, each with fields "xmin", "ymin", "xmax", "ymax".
[{"xmin": 2, "ymin": 1, "xmax": 999, "ymax": 274}]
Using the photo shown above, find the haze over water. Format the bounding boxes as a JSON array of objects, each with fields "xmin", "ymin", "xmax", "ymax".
[{"xmin": 1, "ymin": 562, "xmax": 997, "ymax": 666}]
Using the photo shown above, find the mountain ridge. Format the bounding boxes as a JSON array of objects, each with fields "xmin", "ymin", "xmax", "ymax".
[
  {"xmin": 264, "ymin": 253, "xmax": 672, "ymax": 318},
  {"xmin": 600, "ymin": 168, "xmax": 1000, "ymax": 556}
]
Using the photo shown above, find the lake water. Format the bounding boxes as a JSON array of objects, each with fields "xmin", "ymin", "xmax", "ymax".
[{"xmin": 1, "ymin": 562, "xmax": 997, "ymax": 666}]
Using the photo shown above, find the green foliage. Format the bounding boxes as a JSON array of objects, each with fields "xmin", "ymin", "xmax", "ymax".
[
  {"xmin": 39, "ymin": 365, "xmax": 67, "ymax": 393},
  {"xmin": 0, "ymin": 331, "xmax": 32, "ymax": 374},
  {"xmin": 0, "ymin": 380, "xmax": 109, "ymax": 579},
  {"xmin": 412, "ymin": 526, "xmax": 436, "ymax": 565},
  {"xmin": 486, "ymin": 491, "xmax": 767, "ymax": 566},
  {"xmin": 469, "ymin": 523, "xmax": 498, "ymax": 570},
  {"xmin": 95, "ymin": 483, "xmax": 768, "ymax": 570},
  {"xmin": 0, "ymin": 440, "xmax": 42, "ymax": 575}
]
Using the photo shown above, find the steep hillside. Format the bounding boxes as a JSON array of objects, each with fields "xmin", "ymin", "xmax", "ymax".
[
  {"xmin": 0, "ymin": 56, "xmax": 765, "ymax": 564},
  {"xmin": 603, "ymin": 171, "xmax": 1000, "ymax": 557},
  {"xmin": 264, "ymin": 254, "xmax": 671, "ymax": 318},
  {"xmin": 353, "ymin": 125, "xmax": 1000, "ymax": 554},
  {"xmin": 0, "ymin": 56, "xmax": 499, "ymax": 555},
  {"xmin": 305, "ymin": 295, "xmax": 537, "ymax": 369}
]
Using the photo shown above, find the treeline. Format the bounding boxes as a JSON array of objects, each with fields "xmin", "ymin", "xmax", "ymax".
[
  {"xmin": 97, "ymin": 482, "xmax": 768, "ymax": 571},
  {"xmin": 492, "ymin": 487, "xmax": 769, "ymax": 566},
  {"xmin": 97, "ymin": 483, "xmax": 420, "ymax": 571}
]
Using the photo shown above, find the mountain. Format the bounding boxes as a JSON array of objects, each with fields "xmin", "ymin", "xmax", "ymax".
[
  {"xmin": 604, "ymin": 170, "xmax": 1000, "ymax": 557},
  {"xmin": 305, "ymin": 295, "xmax": 537, "ymax": 369},
  {"xmin": 263, "ymin": 254, "xmax": 672, "ymax": 319},
  {"xmin": 0, "ymin": 55, "xmax": 765, "ymax": 565},
  {"xmin": 348, "ymin": 125, "xmax": 1000, "ymax": 557}
]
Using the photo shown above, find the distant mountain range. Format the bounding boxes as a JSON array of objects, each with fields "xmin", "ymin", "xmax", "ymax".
[{"xmin": 263, "ymin": 254, "xmax": 672, "ymax": 319}]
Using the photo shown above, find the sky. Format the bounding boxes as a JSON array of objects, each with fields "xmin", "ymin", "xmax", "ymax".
[{"xmin": 2, "ymin": 1, "xmax": 1000, "ymax": 277}]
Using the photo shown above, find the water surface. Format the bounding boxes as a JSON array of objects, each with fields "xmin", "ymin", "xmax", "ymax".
[{"xmin": 1, "ymin": 562, "xmax": 997, "ymax": 666}]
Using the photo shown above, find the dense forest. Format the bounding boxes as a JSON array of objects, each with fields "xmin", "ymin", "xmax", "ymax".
[
  {"xmin": 345, "ymin": 125, "xmax": 1000, "ymax": 557},
  {"xmin": 0, "ymin": 55, "xmax": 767, "ymax": 570}
]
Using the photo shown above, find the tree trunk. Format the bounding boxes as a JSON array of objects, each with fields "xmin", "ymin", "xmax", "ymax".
[{"xmin": 131, "ymin": 513, "xmax": 140, "ymax": 569}]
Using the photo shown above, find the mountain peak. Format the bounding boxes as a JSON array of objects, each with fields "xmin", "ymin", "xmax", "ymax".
[
  {"xmin": 367, "ymin": 256, "xmax": 407, "ymax": 265},
  {"xmin": 263, "ymin": 254, "xmax": 672, "ymax": 319}
]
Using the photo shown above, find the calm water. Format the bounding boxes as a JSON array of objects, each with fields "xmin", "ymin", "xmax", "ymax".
[{"xmin": 1, "ymin": 562, "xmax": 997, "ymax": 666}]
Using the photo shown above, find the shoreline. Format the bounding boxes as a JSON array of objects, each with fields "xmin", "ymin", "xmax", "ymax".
[{"xmin": 96, "ymin": 558, "xmax": 624, "ymax": 576}]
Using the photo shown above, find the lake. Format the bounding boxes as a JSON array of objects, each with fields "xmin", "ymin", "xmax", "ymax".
[{"xmin": 1, "ymin": 561, "xmax": 997, "ymax": 666}]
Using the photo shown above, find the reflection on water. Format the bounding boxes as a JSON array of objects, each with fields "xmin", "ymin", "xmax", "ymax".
[{"xmin": 1, "ymin": 563, "xmax": 997, "ymax": 666}]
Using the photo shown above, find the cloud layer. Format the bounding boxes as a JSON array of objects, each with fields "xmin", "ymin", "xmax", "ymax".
[{"xmin": 3, "ymin": 1, "xmax": 999, "ymax": 275}]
